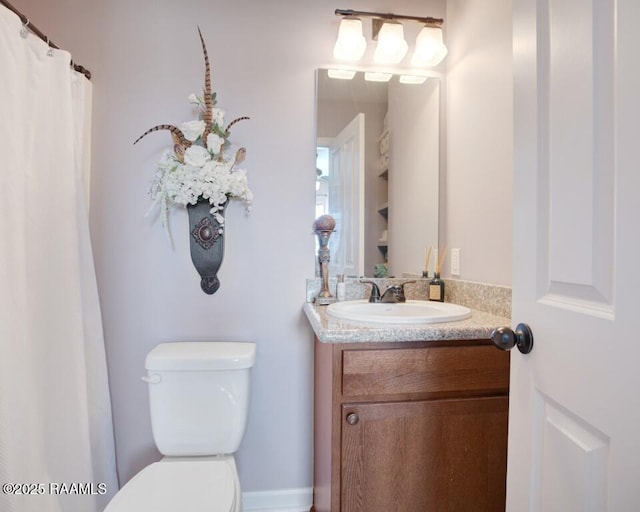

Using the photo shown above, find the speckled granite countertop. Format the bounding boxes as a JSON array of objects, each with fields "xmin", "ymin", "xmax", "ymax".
[{"xmin": 303, "ymin": 302, "xmax": 510, "ymax": 344}]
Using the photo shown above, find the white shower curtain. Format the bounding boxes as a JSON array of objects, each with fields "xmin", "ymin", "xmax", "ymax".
[{"xmin": 0, "ymin": 6, "xmax": 118, "ymax": 512}]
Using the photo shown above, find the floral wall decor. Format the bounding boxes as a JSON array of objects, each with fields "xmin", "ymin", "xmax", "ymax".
[{"xmin": 134, "ymin": 28, "xmax": 252, "ymax": 294}]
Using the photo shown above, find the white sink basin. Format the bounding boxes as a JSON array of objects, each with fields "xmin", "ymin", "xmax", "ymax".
[{"xmin": 326, "ymin": 300, "xmax": 472, "ymax": 324}]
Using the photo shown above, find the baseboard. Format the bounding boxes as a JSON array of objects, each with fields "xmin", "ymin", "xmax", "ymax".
[{"xmin": 242, "ymin": 487, "xmax": 313, "ymax": 511}]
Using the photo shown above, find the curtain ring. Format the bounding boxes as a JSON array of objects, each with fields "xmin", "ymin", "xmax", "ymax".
[
  {"xmin": 20, "ymin": 18, "xmax": 29, "ymax": 38},
  {"xmin": 46, "ymin": 37, "xmax": 54, "ymax": 57}
]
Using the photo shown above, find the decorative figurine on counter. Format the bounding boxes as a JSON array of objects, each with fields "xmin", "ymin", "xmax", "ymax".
[{"xmin": 313, "ymin": 215, "xmax": 336, "ymax": 305}]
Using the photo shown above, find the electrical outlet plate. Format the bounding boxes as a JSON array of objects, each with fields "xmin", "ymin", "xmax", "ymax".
[{"xmin": 451, "ymin": 248, "xmax": 461, "ymax": 276}]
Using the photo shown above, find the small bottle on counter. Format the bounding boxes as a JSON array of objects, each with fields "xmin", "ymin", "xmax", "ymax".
[
  {"xmin": 336, "ymin": 274, "xmax": 346, "ymax": 302},
  {"xmin": 428, "ymin": 272, "xmax": 445, "ymax": 302}
]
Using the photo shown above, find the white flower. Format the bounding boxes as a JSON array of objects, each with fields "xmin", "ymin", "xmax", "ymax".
[
  {"xmin": 188, "ymin": 93, "xmax": 202, "ymax": 105},
  {"xmin": 180, "ymin": 120, "xmax": 206, "ymax": 142},
  {"xmin": 184, "ymin": 145, "xmax": 211, "ymax": 167},
  {"xmin": 206, "ymin": 133, "xmax": 225, "ymax": 154},
  {"xmin": 212, "ymin": 108, "xmax": 225, "ymax": 127}
]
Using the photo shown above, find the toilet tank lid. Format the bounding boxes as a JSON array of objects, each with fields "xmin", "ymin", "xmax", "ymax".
[{"xmin": 146, "ymin": 342, "xmax": 256, "ymax": 371}]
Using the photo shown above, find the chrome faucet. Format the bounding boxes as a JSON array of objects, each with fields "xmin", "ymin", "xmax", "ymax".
[
  {"xmin": 360, "ymin": 280, "xmax": 416, "ymax": 303},
  {"xmin": 360, "ymin": 280, "xmax": 381, "ymax": 302}
]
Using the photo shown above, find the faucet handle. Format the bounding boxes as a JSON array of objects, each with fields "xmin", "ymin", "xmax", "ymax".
[
  {"xmin": 359, "ymin": 280, "xmax": 381, "ymax": 303},
  {"xmin": 399, "ymin": 280, "xmax": 417, "ymax": 291},
  {"xmin": 392, "ymin": 280, "xmax": 417, "ymax": 302}
]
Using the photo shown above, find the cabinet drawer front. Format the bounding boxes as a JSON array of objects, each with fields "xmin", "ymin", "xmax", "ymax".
[{"xmin": 342, "ymin": 345, "xmax": 509, "ymax": 398}]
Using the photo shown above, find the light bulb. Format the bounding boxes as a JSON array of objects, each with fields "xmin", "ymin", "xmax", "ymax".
[
  {"xmin": 399, "ymin": 75, "xmax": 428, "ymax": 85},
  {"xmin": 411, "ymin": 26, "xmax": 448, "ymax": 67},
  {"xmin": 327, "ymin": 69, "xmax": 357, "ymax": 80},
  {"xmin": 373, "ymin": 23, "xmax": 408, "ymax": 64},
  {"xmin": 333, "ymin": 18, "xmax": 367, "ymax": 62},
  {"xmin": 364, "ymin": 71, "xmax": 392, "ymax": 82}
]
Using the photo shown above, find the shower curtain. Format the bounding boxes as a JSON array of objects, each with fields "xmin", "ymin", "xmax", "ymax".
[{"xmin": 0, "ymin": 6, "xmax": 118, "ymax": 512}]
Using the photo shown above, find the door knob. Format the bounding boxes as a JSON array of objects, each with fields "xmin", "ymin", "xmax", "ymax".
[
  {"xmin": 491, "ymin": 323, "xmax": 534, "ymax": 354},
  {"xmin": 346, "ymin": 412, "xmax": 359, "ymax": 425}
]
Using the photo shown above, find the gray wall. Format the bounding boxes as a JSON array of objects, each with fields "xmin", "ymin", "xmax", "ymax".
[
  {"xmin": 21, "ymin": 0, "xmax": 450, "ymax": 494},
  {"xmin": 444, "ymin": 0, "xmax": 513, "ymax": 285}
]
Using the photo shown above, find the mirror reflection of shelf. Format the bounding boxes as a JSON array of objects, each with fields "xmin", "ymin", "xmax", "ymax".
[
  {"xmin": 377, "ymin": 243, "xmax": 388, "ymax": 260},
  {"xmin": 379, "ymin": 130, "xmax": 390, "ymax": 180},
  {"xmin": 377, "ymin": 228, "xmax": 388, "ymax": 261},
  {"xmin": 378, "ymin": 121, "xmax": 389, "ymax": 264}
]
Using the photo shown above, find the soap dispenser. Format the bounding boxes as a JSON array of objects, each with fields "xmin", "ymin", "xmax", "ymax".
[{"xmin": 429, "ymin": 248, "xmax": 446, "ymax": 302}]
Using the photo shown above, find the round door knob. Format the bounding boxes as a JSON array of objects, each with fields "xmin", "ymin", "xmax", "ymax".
[
  {"xmin": 346, "ymin": 412, "xmax": 359, "ymax": 425},
  {"xmin": 491, "ymin": 323, "xmax": 534, "ymax": 354}
]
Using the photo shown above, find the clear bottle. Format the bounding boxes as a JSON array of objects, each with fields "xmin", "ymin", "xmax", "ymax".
[{"xmin": 336, "ymin": 274, "xmax": 346, "ymax": 302}]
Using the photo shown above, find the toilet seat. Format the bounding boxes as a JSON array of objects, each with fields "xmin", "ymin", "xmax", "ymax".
[{"xmin": 105, "ymin": 458, "xmax": 237, "ymax": 512}]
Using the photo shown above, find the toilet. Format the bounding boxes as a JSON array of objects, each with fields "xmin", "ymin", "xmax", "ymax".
[{"xmin": 105, "ymin": 341, "xmax": 256, "ymax": 512}]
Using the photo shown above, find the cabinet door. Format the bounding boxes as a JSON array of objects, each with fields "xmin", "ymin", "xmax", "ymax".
[{"xmin": 341, "ymin": 397, "xmax": 508, "ymax": 512}]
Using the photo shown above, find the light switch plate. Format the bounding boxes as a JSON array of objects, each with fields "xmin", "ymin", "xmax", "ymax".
[{"xmin": 451, "ymin": 248, "xmax": 461, "ymax": 276}]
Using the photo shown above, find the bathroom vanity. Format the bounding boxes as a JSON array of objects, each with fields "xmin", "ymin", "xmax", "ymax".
[{"xmin": 304, "ymin": 300, "xmax": 511, "ymax": 512}]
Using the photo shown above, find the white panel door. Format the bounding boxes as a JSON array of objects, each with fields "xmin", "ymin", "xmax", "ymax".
[
  {"xmin": 509, "ymin": 0, "xmax": 640, "ymax": 510},
  {"xmin": 327, "ymin": 113, "xmax": 365, "ymax": 277}
]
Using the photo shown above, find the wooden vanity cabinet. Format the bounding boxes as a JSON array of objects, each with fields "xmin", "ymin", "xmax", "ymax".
[{"xmin": 313, "ymin": 338, "xmax": 510, "ymax": 512}]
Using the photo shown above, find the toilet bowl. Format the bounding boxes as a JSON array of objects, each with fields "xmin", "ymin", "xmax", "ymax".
[
  {"xmin": 105, "ymin": 457, "xmax": 240, "ymax": 512},
  {"xmin": 104, "ymin": 342, "xmax": 256, "ymax": 512}
]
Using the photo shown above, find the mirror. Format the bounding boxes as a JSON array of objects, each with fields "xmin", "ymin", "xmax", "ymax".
[{"xmin": 315, "ymin": 68, "xmax": 440, "ymax": 278}]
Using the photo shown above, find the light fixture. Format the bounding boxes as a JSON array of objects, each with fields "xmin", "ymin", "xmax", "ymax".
[
  {"xmin": 327, "ymin": 68, "xmax": 357, "ymax": 80},
  {"xmin": 364, "ymin": 71, "xmax": 392, "ymax": 82},
  {"xmin": 373, "ymin": 22, "xmax": 408, "ymax": 64},
  {"xmin": 333, "ymin": 18, "xmax": 367, "ymax": 62},
  {"xmin": 411, "ymin": 25, "xmax": 448, "ymax": 67},
  {"xmin": 399, "ymin": 74, "xmax": 428, "ymax": 85},
  {"xmin": 333, "ymin": 9, "xmax": 447, "ymax": 69}
]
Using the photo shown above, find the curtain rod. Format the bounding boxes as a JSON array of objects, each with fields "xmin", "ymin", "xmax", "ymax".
[{"xmin": 0, "ymin": 0, "xmax": 91, "ymax": 79}]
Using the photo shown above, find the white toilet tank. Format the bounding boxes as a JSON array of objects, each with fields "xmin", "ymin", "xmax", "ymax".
[{"xmin": 145, "ymin": 342, "xmax": 256, "ymax": 456}]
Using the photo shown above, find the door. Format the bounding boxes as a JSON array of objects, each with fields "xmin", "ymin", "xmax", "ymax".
[
  {"xmin": 509, "ymin": 0, "xmax": 640, "ymax": 509},
  {"xmin": 341, "ymin": 398, "xmax": 508, "ymax": 512},
  {"xmin": 327, "ymin": 113, "xmax": 365, "ymax": 277}
]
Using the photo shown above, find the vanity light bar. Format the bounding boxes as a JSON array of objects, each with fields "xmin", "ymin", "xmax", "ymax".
[
  {"xmin": 333, "ymin": 8, "xmax": 448, "ymax": 69},
  {"xmin": 335, "ymin": 9, "xmax": 443, "ymax": 28}
]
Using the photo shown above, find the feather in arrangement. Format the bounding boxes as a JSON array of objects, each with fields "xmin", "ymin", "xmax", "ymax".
[{"xmin": 134, "ymin": 28, "xmax": 253, "ymax": 242}]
